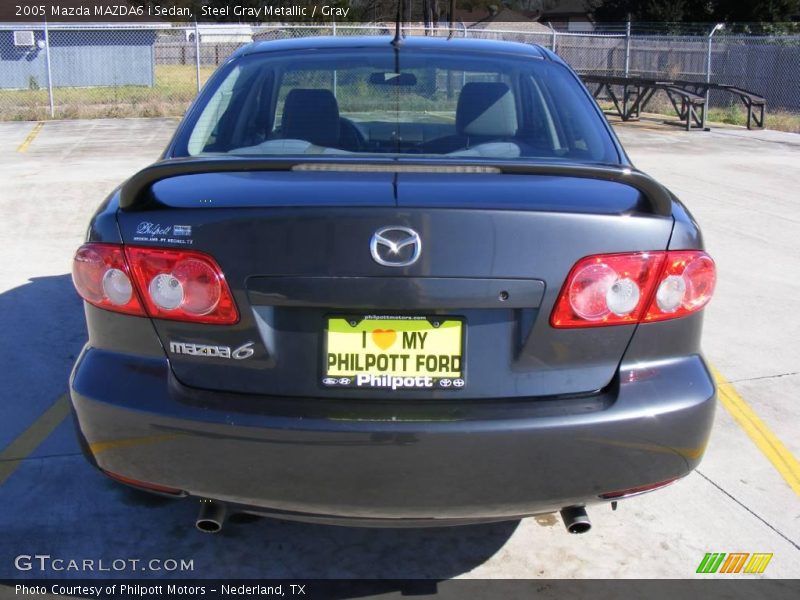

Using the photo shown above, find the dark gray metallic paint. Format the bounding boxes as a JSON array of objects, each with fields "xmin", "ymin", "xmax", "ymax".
[
  {"xmin": 115, "ymin": 204, "xmax": 672, "ymax": 399},
  {"xmin": 70, "ymin": 346, "xmax": 714, "ymax": 522},
  {"xmin": 69, "ymin": 36, "xmax": 716, "ymax": 525}
]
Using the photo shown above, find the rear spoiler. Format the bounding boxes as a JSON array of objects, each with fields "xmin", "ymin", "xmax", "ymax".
[{"xmin": 118, "ymin": 157, "xmax": 673, "ymax": 216}]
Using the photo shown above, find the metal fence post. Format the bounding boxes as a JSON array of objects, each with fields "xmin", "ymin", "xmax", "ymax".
[
  {"xmin": 43, "ymin": 18, "xmax": 55, "ymax": 118},
  {"xmin": 194, "ymin": 20, "xmax": 201, "ymax": 93},
  {"xmin": 624, "ymin": 20, "xmax": 631, "ymax": 76},
  {"xmin": 332, "ymin": 19, "xmax": 337, "ymax": 97},
  {"xmin": 703, "ymin": 23, "xmax": 724, "ymax": 129},
  {"xmin": 3, "ymin": 22, "xmax": 794, "ymax": 124}
]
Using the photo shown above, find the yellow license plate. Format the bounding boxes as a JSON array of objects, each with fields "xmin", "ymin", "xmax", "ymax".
[{"xmin": 324, "ymin": 315, "xmax": 465, "ymax": 390}]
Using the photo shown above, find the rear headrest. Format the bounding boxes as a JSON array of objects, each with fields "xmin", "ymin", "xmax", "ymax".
[
  {"xmin": 281, "ymin": 88, "xmax": 340, "ymax": 147},
  {"xmin": 456, "ymin": 82, "xmax": 518, "ymax": 137}
]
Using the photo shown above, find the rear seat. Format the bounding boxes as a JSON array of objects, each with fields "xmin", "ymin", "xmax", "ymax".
[
  {"xmin": 281, "ymin": 89, "xmax": 342, "ymax": 147},
  {"xmin": 280, "ymin": 88, "xmax": 362, "ymax": 151},
  {"xmin": 425, "ymin": 82, "xmax": 522, "ymax": 153}
]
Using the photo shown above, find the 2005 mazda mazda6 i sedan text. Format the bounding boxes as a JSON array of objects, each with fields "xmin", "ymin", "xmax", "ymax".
[{"xmin": 69, "ymin": 36, "xmax": 717, "ymax": 533}]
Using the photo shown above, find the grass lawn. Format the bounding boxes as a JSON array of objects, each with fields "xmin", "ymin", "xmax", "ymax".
[
  {"xmin": 0, "ymin": 65, "xmax": 216, "ymax": 121},
  {"xmin": 597, "ymin": 96, "xmax": 800, "ymax": 134},
  {"xmin": 706, "ymin": 105, "xmax": 800, "ymax": 133},
  {"xmin": 2, "ymin": 69, "xmax": 798, "ymax": 134}
]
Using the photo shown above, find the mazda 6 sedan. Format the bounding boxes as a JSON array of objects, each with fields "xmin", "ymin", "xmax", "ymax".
[{"xmin": 69, "ymin": 36, "xmax": 716, "ymax": 533}]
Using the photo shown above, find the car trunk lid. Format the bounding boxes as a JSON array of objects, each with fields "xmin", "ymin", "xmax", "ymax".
[{"xmin": 116, "ymin": 168, "xmax": 673, "ymax": 399}]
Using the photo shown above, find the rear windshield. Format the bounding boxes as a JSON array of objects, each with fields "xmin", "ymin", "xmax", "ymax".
[{"xmin": 176, "ymin": 44, "xmax": 618, "ymax": 164}]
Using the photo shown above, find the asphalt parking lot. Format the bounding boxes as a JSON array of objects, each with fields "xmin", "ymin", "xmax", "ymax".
[{"xmin": 0, "ymin": 116, "xmax": 798, "ymax": 581}]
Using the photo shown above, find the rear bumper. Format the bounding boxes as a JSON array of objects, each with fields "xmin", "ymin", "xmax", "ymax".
[{"xmin": 69, "ymin": 347, "xmax": 715, "ymax": 525}]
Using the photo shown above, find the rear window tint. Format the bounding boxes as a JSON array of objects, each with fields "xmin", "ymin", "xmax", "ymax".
[{"xmin": 176, "ymin": 45, "xmax": 618, "ymax": 164}]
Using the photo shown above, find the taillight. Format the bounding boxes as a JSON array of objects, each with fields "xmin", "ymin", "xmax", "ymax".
[
  {"xmin": 551, "ymin": 252, "xmax": 666, "ymax": 328},
  {"xmin": 551, "ymin": 250, "xmax": 715, "ymax": 328},
  {"xmin": 72, "ymin": 244, "xmax": 145, "ymax": 316},
  {"xmin": 644, "ymin": 251, "xmax": 716, "ymax": 322},
  {"xmin": 71, "ymin": 243, "xmax": 238, "ymax": 325},
  {"xmin": 125, "ymin": 246, "xmax": 239, "ymax": 324}
]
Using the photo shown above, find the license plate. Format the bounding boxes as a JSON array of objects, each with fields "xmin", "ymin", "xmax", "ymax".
[{"xmin": 323, "ymin": 315, "xmax": 465, "ymax": 390}]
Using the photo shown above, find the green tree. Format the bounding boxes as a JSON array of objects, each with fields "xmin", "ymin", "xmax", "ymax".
[{"xmin": 590, "ymin": 0, "xmax": 799, "ymax": 22}]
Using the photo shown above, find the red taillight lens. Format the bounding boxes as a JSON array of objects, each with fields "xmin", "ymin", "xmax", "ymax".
[
  {"xmin": 599, "ymin": 477, "xmax": 678, "ymax": 500},
  {"xmin": 125, "ymin": 246, "xmax": 239, "ymax": 324},
  {"xmin": 551, "ymin": 250, "xmax": 715, "ymax": 328},
  {"xmin": 551, "ymin": 252, "xmax": 666, "ymax": 328},
  {"xmin": 72, "ymin": 244, "xmax": 145, "ymax": 316},
  {"xmin": 101, "ymin": 469, "xmax": 185, "ymax": 496},
  {"xmin": 644, "ymin": 251, "xmax": 716, "ymax": 322},
  {"xmin": 71, "ymin": 243, "xmax": 238, "ymax": 324}
]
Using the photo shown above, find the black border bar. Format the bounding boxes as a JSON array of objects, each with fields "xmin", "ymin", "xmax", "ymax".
[{"xmin": 3, "ymin": 579, "xmax": 800, "ymax": 600}]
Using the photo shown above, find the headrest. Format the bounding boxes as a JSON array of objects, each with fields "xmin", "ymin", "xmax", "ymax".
[
  {"xmin": 456, "ymin": 82, "xmax": 518, "ymax": 137},
  {"xmin": 281, "ymin": 88, "xmax": 340, "ymax": 147}
]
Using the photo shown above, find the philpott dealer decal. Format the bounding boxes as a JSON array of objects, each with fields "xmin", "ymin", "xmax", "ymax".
[{"xmin": 133, "ymin": 221, "xmax": 193, "ymax": 245}]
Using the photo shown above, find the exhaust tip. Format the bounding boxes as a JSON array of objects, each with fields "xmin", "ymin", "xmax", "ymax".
[
  {"xmin": 567, "ymin": 520, "xmax": 591, "ymax": 534},
  {"xmin": 560, "ymin": 506, "xmax": 591, "ymax": 534},
  {"xmin": 196, "ymin": 499, "xmax": 226, "ymax": 534},
  {"xmin": 196, "ymin": 519, "xmax": 222, "ymax": 533}
]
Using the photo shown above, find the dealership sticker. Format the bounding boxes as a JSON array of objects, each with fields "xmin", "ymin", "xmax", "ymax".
[{"xmin": 133, "ymin": 221, "xmax": 194, "ymax": 245}]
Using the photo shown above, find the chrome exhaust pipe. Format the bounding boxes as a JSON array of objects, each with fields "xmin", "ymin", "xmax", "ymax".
[
  {"xmin": 560, "ymin": 506, "xmax": 591, "ymax": 534},
  {"xmin": 196, "ymin": 499, "xmax": 226, "ymax": 533}
]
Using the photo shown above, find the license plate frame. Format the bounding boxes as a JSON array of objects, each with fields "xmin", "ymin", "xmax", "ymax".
[{"xmin": 322, "ymin": 315, "xmax": 466, "ymax": 391}]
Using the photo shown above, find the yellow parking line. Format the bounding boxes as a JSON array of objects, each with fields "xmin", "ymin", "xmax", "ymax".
[
  {"xmin": 0, "ymin": 394, "xmax": 70, "ymax": 486},
  {"xmin": 16, "ymin": 121, "xmax": 44, "ymax": 153},
  {"xmin": 712, "ymin": 366, "xmax": 800, "ymax": 496},
  {"xmin": 90, "ymin": 433, "xmax": 180, "ymax": 455}
]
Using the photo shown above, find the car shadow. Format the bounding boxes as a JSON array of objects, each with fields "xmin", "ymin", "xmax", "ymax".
[
  {"xmin": 0, "ymin": 274, "xmax": 86, "ymax": 449},
  {"xmin": 0, "ymin": 274, "xmax": 519, "ymax": 583},
  {"xmin": 115, "ymin": 484, "xmax": 521, "ymax": 579}
]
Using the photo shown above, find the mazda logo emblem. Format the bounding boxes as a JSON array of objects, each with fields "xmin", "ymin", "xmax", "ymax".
[{"xmin": 370, "ymin": 226, "xmax": 422, "ymax": 267}]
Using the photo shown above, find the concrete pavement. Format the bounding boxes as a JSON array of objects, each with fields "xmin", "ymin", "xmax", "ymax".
[{"xmin": 0, "ymin": 117, "xmax": 797, "ymax": 580}]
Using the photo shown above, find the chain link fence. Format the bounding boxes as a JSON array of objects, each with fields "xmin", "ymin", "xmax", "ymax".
[{"xmin": 1, "ymin": 22, "xmax": 798, "ymax": 123}]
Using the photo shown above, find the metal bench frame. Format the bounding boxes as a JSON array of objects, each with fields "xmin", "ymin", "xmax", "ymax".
[
  {"xmin": 667, "ymin": 80, "xmax": 766, "ymax": 130},
  {"xmin": 582, "ymin": 75, "xmax": 706, "ymax": 131},
  {"xmin": 581, "ymin": 74, "xmax": 766, "ymax": 131}
]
